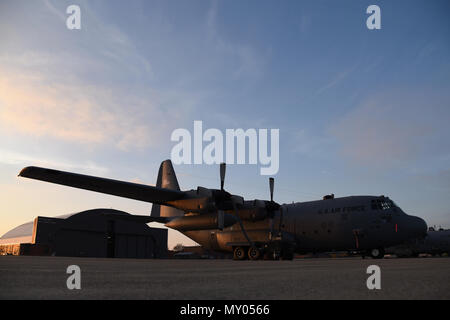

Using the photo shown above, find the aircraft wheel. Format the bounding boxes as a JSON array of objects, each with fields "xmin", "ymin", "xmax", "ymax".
[
  {"xmin": 281, "ymin": 250, "xmax": 294, "ymax": 260},
  {"xmin": 280, "ymin": 244, "xmax": 294, "ymax": 260},
  {"xmin": 233, "ymin": 246, "xmax": 247, "ymax": 260},
  {"xmin": 369, "ymin": 248, "xmax": 385, "ymax": 259},
  {"xmin": 248, "ymin": 246, "xmax": 261, "ymax": 260}
]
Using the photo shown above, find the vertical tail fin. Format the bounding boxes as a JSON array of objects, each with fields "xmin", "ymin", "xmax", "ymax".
[{"xmin": 151, "ymin": 160, "xmax": 184, "ymax": 218}]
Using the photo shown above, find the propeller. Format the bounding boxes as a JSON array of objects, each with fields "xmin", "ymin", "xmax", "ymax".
[
  {"xmin": 213, "ymin": 162, "xmax": 239, "ymax": 210},
  {"xmin": 269, "ymin": 177, "xmax": 274, "ymax": 202},
  {"xmin": 218, "ymin": 163, "xmax": 251, "ymax": 243},
  {"xmin": 220, "ymin": 162, "xmax": 226, "ymax": 191},
  {"xmin": 265, "ymin": 177, "xmax": 280, "ymax": 214}
]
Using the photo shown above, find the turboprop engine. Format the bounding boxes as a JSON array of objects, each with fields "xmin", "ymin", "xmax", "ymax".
[{"xmin": 165, "ymin": 212, "xmax": 237, "ymax": 231}]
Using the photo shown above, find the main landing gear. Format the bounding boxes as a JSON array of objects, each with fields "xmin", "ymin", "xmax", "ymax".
[
  {"xmin": 233, "ymin": 243, "xmax": 294, "ymax": 261},
  {"xmin": 365, "ymin": 247, "xmax": 385, "ymax": 259},
  {"xmin": 233, "ymin": 246, "xmax": 247, "ymax": 260},
  {"xmin": 248, "ymin": 246, "xmax": 261, "ymax": 260},
  {"xmin": 369, "ymin": 247, "xmax": 385, "ymax": 259}
]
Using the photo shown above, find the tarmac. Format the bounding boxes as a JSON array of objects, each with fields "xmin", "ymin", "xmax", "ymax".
[{"xmin": 0, "ymin": 256, "xmax": 449, "ymax": 299}]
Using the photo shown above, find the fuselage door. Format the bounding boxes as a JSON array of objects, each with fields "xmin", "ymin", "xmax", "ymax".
[{"xmin": 209, "ymin": 231, "xmax": 219, "ymax": 250}]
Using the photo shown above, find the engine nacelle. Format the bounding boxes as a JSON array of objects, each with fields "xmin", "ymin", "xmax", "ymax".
[
  {"xmin": 234, "ymin": 200, "xmax": 269, "ymax": 221},
  {"xmin": 165, "ymin": 213, "xmax": 237, "ymax": 231},
  {"xmin": 233, "ymin": 199, "xmax": 280, "ymax": 221},
  {"xmin": 237, "ymin": 207, "xmax": 268, "ymax": 221},
  {"xmin": 196, "ymin": 186, "xmax": 213, "ymax": 197}
]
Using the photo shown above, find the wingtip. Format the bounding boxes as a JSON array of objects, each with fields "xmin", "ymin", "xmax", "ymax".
[
  {"xmin": 18, "ymin": 166, "xmax": 29, "ymax": 177},
  {"xmin": 18, "ymin": 166, "xmax": 36, "ymax": 177}
]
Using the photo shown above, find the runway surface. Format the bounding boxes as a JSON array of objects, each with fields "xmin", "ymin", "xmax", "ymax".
[{"xmin": 0, "ymin": 256, "xmax": 449, "ymax": 299}]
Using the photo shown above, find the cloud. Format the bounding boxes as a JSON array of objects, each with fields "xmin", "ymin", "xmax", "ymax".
[
  {"xmin": 0, "ymin": 148, "xmax": 108, "ymax": 176},
  {"xmin": 414, "ymin": 169, "xmax": 450, "ymax": 191},
  {"xmin": 206, "ymin": 0, "xmax": 219, "ymax": 39},
  {"xmin": 204, "ymin": 0, "xmax": 266, "ymax": 81},
  {"xmin": 299, "ymin": 14, "xmax": 312, "ymax": 35},
  {"xmin": 0, "ymin": 73, "xmax": 164, "ymax": 150},
  {"xmin": 291, "ymin": 129, "xmax": 334, "ymax": 157},
  {"xmin": 315, "ymin": 64, "xmax": 358, "ymax": 96},
  {"xmin": 0, "ymin": 1, "xmax": 153, "ymax": 87},
  {"xmin": 0, "ymin": 7, "xmax": 199, "ymax": 152},
  {"xmin": 0, "ymin": 1, "xmax": 215, "ymax": 154},
  {"xmin": 329, "ymin": 89, "xmax": 450, "ymax": 167},
  {"xmin": 42, "ymin": 0, "xmax": 66, "ymax": 23}
]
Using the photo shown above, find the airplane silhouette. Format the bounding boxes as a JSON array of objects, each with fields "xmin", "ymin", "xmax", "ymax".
[{"xmin": 19, "ymin": 160, "xmax": 427, "ymax": 260}]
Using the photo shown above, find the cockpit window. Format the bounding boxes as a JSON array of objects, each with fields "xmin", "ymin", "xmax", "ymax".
[{"xmin": 371, "ymin": 198, "xmax": 396, "ymax": 210}]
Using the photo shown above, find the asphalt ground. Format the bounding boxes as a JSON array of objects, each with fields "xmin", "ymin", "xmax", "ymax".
[{"xmin": 0, "ymin": 256, "xmax": 448, "ymax": 299}]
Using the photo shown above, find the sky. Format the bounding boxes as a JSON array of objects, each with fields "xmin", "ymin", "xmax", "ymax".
[{"xmin": 0, "ymin": 0, "xmax": 449, "ymax": 249}]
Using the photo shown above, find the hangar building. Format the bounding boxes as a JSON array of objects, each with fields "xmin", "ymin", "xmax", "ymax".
[{"xmin": 0, "ymin": 208, "xmax": 167, "ymax": 258}]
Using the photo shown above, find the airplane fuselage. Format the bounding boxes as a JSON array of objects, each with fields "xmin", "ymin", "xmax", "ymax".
[
  {"xmin": 18, "ymin": 161, "xmax": 428, "ymax": 260},
  {"xmin": 181, "ymin": 195, "xmax": 427, "ymax": 256}
]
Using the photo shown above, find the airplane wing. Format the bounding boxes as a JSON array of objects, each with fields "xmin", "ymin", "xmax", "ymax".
[
  {"xmin": 18, "ymin": 166, "xmax": 185, "ymax": 204},
  {"xmin": 100, "ymin": 213, "xmax": 172, "ymax": 224}
]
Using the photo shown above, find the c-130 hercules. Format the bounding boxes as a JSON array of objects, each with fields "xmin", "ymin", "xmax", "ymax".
[{"xmin": 19, "ymin": 160, "xmax": 427, "ymax": 260}]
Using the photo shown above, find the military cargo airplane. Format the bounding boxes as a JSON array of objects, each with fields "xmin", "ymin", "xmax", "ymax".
[
  {"xmin": 19, "ymin": 160, "xmax": 427, "ymax": 260},
  {"xmin": 386, "ymin": 227, "xmax": 450, "ymax": 257}
]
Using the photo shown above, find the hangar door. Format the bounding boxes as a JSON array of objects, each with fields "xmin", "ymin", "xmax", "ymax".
[
  {"xmin": 55, "ymin": 229, "xmax": 106, "ymax": 257},
  {"xmin": 115, "ymin": 234, "xmax": 157, "ymax": 259},
  {"xmin": 55, "ymin": 229, "xmax": 158, "ymax": 258}
]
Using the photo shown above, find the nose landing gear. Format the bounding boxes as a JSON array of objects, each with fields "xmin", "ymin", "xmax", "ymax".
[
  {"xmin": 368, "ymin": 247, "xmax": 385, "ymax": 259},
  {"xmin": 232, "ymin": 242, "xmax": 295, "ymax": 260}
]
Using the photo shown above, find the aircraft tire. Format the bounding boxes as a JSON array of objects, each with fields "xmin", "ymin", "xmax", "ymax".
[
  {"xmin": 369, "ymin": 248, "xmax": 385, "ymax": 259},
  {"xmin": 233, "ymin": 246, "xmax": 247, "ymax": 260},
  {"xmin": 281, "ymin": 251, "xmax": 294, "ymax": 260},
  {"xmin": 282, "ymin": 244, "xmax": 295, "ymax": 260},
  {"xmin": 248, "ymin": 246, "xmax": 261, "ymax": 260},
  {"xmin": 262, "ymin": 250, "xmax": 280, "ymax": 260}
]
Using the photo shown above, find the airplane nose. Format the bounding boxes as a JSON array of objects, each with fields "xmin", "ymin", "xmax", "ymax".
[{"xmin": 408, "ymin": 215, "xmax": 427, "ymax": 238}]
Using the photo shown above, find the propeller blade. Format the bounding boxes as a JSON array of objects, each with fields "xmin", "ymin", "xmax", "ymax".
[
  {"xmin": 269, "ymin": 177, "xmax": 274, "ymax": 202},
  {"xmin": 220, "ymin": 162, "xmax": 226, "ymax": 190}
]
